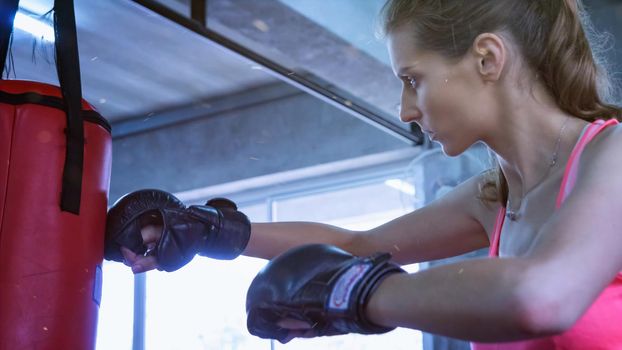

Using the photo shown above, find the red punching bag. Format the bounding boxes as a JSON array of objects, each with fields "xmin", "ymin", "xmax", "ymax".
[{"xmin": 0, "ymin": 1, "xmax": 111, "ymax": 349}]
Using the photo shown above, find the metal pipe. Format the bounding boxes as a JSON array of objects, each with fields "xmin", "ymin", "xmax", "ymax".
[
  {"xmin": 130, "ymin": 0, "xmax": 421, "ymax": 144},
  {"xmin": 190, "ymin": 0, "xmax": 206, "ymax": 26},
  {"xmin": 132, "ymin": 273, "xmax": 147, "ymax": 350}
]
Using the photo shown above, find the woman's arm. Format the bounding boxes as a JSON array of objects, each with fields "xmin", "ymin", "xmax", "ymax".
[
  {"xmin": 245, "ymin": 222, "xmax": 357, "ymax": 260},
  {"xmin": 244, "ymin": 173, "xmax": 493, "ymax": 262},
  {"xmin": 366, "ymin": 257, "xmax": 554, "ymax": 342},
  {"xmin": 126, "ymin": 173, "xmax": 492, "ymax": 272},
  {"xmin": 364, "ymin": 126, "xmax": 622, "ymax": 341}
]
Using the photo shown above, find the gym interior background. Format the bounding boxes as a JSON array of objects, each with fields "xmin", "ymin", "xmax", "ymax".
[{"xmin": 9, "ymin": 0, "xmax": 622, "ymax": 349}]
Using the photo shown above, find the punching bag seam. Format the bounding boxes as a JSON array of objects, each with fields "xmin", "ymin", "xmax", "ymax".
[
  {"xmin": 0, "ymin": 102, "xmax": 16, "ymax": 245},
  {"xmin": 0, "ymin": 90, "xmax": 111, "ymax": 133}
]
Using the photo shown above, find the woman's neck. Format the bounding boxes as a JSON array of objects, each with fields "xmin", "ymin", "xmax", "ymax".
[{"xmin": 484, "ymin": 95, "xmax": 588, "ymax": 202}]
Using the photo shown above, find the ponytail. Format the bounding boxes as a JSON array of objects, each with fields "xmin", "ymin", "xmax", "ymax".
[
  {"xmin": 380, "ymin": 0, "xmax": 621, "ymax": 205},
  {"xmin": 538, "ymin": 0, "xmax": 620, "ymax": 122}
]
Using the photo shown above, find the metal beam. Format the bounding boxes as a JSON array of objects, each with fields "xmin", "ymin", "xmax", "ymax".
[
  {"xmin": 130, "ymin": 0, "xmax": 422, "ymax": 145},
  {"xmin": 190, "ymin": 0, "xmax": 206, "ymax": 26}
]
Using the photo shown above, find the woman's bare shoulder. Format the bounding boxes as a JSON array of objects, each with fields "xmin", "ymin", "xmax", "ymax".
[
  {"xmin": 580, "ymin": 121, "xmax": 622, "ymax": 171},
  {"xmin": 436, "ymin": 171, "xmax": 502, "ymax": 238}
]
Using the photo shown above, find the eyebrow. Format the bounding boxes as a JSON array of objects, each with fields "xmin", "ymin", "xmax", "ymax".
[{"xmin": 396, "ymin": 64, "xmax": 419, "ymax": 77}]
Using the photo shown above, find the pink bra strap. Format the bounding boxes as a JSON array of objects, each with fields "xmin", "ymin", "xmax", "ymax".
[
  {"xmin": 489, "ymin": 208, "xmax": 506, "ymax": 257},
  {"xmin": 556, "ymin": 119, "xmax": 619, "ymax": 208}
]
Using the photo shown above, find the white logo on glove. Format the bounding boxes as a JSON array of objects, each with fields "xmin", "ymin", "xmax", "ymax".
[{"xmin": 328, "ymin": 263, "xmax": 372, "ymax": 311}]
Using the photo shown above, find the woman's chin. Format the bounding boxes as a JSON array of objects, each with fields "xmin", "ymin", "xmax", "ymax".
[{"xmin": 438, "ymin": 142, "xmax": 463, "ymax": 157}]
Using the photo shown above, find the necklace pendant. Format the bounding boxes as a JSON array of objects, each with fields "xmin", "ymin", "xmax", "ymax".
[{"xmin": 505, "ymin": 209, "xmax": 519, "ymax": 221}]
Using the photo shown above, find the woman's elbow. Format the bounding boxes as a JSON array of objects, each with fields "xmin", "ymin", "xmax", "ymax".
[{"xmin": 512, "ymin": 281, "xmax": 581, "ymax": 337}]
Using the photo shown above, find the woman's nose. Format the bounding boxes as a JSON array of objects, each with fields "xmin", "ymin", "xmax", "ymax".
[{"xmin": 399, "ymin": 97, "xmax": 421, "ymax": 124}]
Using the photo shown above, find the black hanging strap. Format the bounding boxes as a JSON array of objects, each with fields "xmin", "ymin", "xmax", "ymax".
[
  {"xmin": 54, "ymin": 0, "xmax": 84, "ymax": 214},
  {"xmin": 0, "ymin": 1, "xmax": 19, "ymax": 72},
  {"xmin": 0, "ymin": 0, "xmax": 85, "ymax": 214}
]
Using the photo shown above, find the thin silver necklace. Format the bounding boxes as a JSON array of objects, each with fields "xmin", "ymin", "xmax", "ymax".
[{"xmin": 505, "ymin": 117, "xmax": 570, "ymax": 221}]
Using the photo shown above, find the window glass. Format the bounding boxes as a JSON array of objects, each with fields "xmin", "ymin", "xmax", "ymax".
[
  {"xmin": 273, "ymin": 181, "xmax": 414, "ymax": 223},
  {"xmin": 96, "ymin": 261, "xmax": 135, "ymax": 350},
  {"xmin": 144, "ymin": 256, "xmax": 270, "ymax": 350},
  {"xmin": 144, "ymin": 202, "xmax": 271, "ymax": 350}
]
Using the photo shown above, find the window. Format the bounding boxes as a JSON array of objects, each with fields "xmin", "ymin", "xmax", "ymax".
[
  {"xmin": 270, "ymin": 177, "xmax": 421, "ymax": 350},
  {"xmin": 96, "ymin": 262, "xmax": 135, "ymax": 350},
  {"xmin": 143, "ymin": 203, "xmax": 269, "ymax": 350},
  {"xmin": 137, "ymin": 166, "xmax": 422, "ymax": 350}
]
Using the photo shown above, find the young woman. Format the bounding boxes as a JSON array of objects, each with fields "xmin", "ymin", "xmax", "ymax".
[{"xmin": 109, "ymin": 0, "xmax": 622, "ymax": 348}]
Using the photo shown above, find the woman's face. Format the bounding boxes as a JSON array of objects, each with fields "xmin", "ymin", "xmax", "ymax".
[{"xmin": 387, "ymin": 26, "xmax": 493, "ymax": 156}]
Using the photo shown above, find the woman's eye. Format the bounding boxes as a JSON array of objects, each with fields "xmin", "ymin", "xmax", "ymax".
[{"xmin": 407, "ymin": 77, "xmax": 417, "ymax": 89}]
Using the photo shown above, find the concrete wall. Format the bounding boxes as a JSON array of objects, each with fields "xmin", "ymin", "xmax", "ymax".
[{"xmin": 109, "ymin": 83, "xmax": 409, "ymax": 202}]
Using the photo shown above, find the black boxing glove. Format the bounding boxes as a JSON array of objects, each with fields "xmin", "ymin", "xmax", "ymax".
[
  {"xmin": 104, "ymin": 189, "xmax": 251, "ymax": 272},
  {"xmin": 246, "ymin": 244, "xmax": 405, "ymax": 343},
  {"xmin": 155, "ymin": 197, "xmax": 251, "ymax": 271},
  {"xmin": 104, "ymin": 189, "xmax": 184, "ymax": 262}
]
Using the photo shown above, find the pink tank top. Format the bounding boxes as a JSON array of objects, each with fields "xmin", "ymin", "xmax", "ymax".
[{"xmin": 472, "ymin": 119, "xmax": 622, "ymax": 350}]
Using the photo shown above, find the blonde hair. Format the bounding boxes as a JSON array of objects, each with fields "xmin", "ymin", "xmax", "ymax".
[{"xmin": 380, "ymin": 0, "xmax": 622, "ymax": 204}]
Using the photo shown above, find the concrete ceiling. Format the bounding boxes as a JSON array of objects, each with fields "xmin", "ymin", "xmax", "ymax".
[
  {"xmin": 9, "ymin": 0, "xmax": 279, "ymax": 122},
  {"xmin": 4, "ymin": 0, "xmax": 621, "ymax": 202},
  {"xmin": 5, "ymin": 0, "xmax": 621, "ymax": 140}
]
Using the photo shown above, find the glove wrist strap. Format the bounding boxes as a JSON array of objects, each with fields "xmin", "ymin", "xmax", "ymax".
[
  {"xmin": 188, "ymin": 205, "xmax": 251, "ymax": 260},
  {"xmin": 327, "ymin": 254, "xmax": 404, "ymax": 334}
]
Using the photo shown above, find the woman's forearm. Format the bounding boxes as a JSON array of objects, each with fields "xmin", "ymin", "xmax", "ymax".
[
  {"xmin": 244, "ymin": 222, "xmax": 360, "ymax": 259},
  {"xmin": 366, "ymin": 258, "xmax": 567, "ymax": 342}
]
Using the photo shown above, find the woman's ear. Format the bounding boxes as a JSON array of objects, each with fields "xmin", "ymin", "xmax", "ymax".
[{"xmin": 472, "ymin": 33, "xmax": 506, "ymax": 82}]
